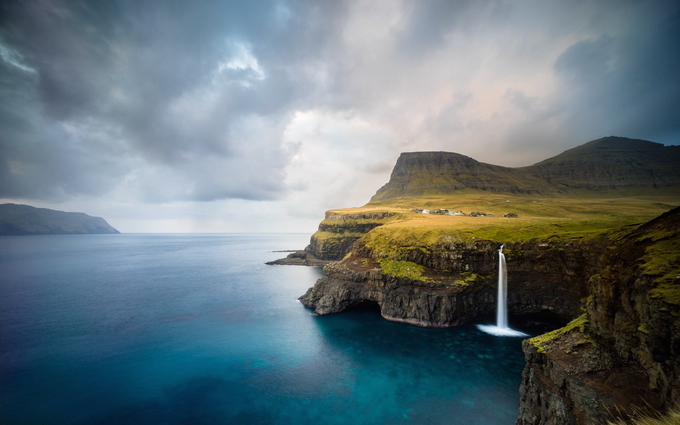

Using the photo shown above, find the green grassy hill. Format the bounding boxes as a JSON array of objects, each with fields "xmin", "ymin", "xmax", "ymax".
[{"xmin": 371, "ymin": 136, "xmax": 680, "ymax": 201}]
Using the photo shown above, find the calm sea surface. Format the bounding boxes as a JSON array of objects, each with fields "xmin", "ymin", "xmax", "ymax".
[{"xmin": 0, "ymin": 234, "xmax": 527, "ymax": 424}]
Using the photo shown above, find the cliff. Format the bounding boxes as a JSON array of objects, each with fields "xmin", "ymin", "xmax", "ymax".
[
  {"xmin": 268, "ymin": 210, "xmax": 400, "ymax": 265},
  {"xmin": 0, "ymin": 203, "xmax": 120, "ymax": 235},
  {"xmin": 300, "ymin": 236, "xmax": 591, "ymax": 327},
  {"xmin": 516, "ymin": 207, "xmax": 680, "ymax": 424},
  {"xmin": 270, "ymin": 137, "xmax": 680, "ymax": 267}
]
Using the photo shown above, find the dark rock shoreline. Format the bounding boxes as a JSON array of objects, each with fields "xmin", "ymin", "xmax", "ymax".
[{"xmin": 265, "ymin": 249, "xmax": 330, "ymax": 266}]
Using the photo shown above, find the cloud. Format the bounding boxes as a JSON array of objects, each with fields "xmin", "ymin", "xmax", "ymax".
[
  {"xmin": 551, "ymin": 6, "xmax": 680, "ymax": 144},
  {"xmin": 0, "ymin": 0, "xmax": 678, "ymax": 231},
  {"xmin": 0, "ymin": 0, "xmax": 346, "ymax": 203}
]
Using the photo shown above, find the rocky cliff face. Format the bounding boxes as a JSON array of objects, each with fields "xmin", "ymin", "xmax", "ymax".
[
  {"xmin": 300, "ymin": 236, "xmax": 593, "ymax": 327},
  {"xmin": 300, "ymin": 253, "xmax": 497, "ymax": 327},
  {"xmin": 294, "ymin": 138, "xmax": 680, "ymax": 423},
  {"xmin": 517, "ymin": 207, "xmax": 680, "ymax": 424},
  {"xmin": 305, "ymin": 211, "xmax": 398, "ymax": 261}
]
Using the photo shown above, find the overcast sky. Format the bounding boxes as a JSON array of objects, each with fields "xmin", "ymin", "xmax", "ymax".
[{"xmin": 1, "ymin": 0, "xmax": 679, "ymax": 233}]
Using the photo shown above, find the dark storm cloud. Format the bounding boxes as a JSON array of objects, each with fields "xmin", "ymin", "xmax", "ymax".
[
  {"xmin": 553, "ymin": 8, "xmax": 680, "ymax": 144},
  {"xmin": 0, "ymin": 0, "xmax": 346, "ymax": 201}
]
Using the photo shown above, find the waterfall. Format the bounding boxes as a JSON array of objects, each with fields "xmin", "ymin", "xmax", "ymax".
[
  {"xmin": 496, "ymin": 245, "xmax": 508, "ymax": 329},
  {"xmin": 477, "ymin": 245, "xmax": 527, "ymax": 337}
]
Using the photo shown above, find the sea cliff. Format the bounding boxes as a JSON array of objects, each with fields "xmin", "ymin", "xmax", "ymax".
[
  {"xmin": 298, "ymin": 206, "xmax": 679, "ymax": 423},
  {"xmin": 515, "ymin": 207, "xmax": 680, "ymax": 424},
  {"xmin": 300, "ymin": 236, "xmax": 589, "ymax": 327},
  {"xmin": 291, "ymin": 137, "xmax": 680, "ymax": 423}
]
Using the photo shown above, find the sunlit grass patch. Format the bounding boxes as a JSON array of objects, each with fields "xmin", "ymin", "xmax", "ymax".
[{"xmin": 378, "ymin": 258, "xmax": 428, "ymax": 281}]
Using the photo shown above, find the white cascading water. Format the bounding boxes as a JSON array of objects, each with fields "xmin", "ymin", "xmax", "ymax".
[
  {"xmin": 477, "ymin": 245, "xmax": 527, "ymax": 337},
  {"xmin": 496, "ymin": 245, "xmax": 508, "ymax": 329}
]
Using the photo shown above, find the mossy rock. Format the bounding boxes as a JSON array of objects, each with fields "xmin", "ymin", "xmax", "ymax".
[{"xmin": 529, "ymin": 313, "xmax": 593, "ymax": 354}]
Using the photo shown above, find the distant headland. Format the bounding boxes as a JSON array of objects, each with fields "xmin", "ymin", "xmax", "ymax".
[{"xmin": 0, "ymin": 203, "xmax": 120, "ymax": 235}]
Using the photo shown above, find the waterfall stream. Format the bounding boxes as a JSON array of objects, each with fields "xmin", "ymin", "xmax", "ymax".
[
  {"xmin": 496, "ymin": 245, "xmax": 508, "ymax": 329},
  {"xmin": 477, "ymin": 245, "xmax": 527, "ymax": 337}
]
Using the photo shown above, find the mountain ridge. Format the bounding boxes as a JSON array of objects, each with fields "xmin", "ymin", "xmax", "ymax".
[
  {"xmin": 371, "ymin": 136, "xmax": 680, "ymax": 201},
  {"xmin": 0, "ymin": 203, "xmax": 120, "ymax": 235}
]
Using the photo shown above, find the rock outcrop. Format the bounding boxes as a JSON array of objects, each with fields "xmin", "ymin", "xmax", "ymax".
[
  {"xmin": 268, "ymin": 210, "xmax": 399, "ymax": 264},
  {"xmin": 300, "ymin": 254, "xmax": 497, "ymax": 327},
  {"xmin": 265, "ymin": 250, "xmax": 329, "ymax": 266},
  {"xmin": 0, "ymin": 203, "xmax": 120, "ymax": 235}
]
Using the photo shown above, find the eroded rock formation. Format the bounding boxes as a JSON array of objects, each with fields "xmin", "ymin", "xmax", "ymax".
[{"xmin": 291, "ymin": 137, "xmax": 680, "ymax": 423}]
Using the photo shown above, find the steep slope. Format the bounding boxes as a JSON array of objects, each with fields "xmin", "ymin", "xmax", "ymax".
[
  {"xmin": 0, "ymin": 203, "xmax": 120, "ymax": 235},
  {"xmin": 371, "ymin": 151, "xmax": 554, "ymax": 201},
  {"xmin": 371, "ymin": 137, "xmax": 680, "ymax": 202},
  {"xmin": 525, "ymin": 136, "xmax": 680, "ymax": 190}
]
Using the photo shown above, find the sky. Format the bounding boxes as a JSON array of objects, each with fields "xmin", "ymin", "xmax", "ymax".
[{"xmin": 1, "ymin": 0, "xmax": 679, "ymax": 233}]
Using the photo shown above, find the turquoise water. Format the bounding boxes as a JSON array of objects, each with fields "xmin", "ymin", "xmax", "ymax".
[{"xmin": 0, "ymin": 234, "xmax": 527, "ymax": 424}]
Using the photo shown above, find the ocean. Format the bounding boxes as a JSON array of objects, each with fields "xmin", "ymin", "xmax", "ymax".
[{"xmin": 0, "ymin": 234, "xmax": 528, "ymax": 425}]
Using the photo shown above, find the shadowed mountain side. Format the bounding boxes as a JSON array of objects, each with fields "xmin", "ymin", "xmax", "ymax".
[
  {"xmin": 371, "ymin": 137, "xmax": 680, "ymax": 201},
  {"xmin": 525, "ymin": 136, "xmax": 680, "ymax": 190},
  {"xmin": 0, "ymin": 203, "xmax": 120, "ymax": 235}
]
